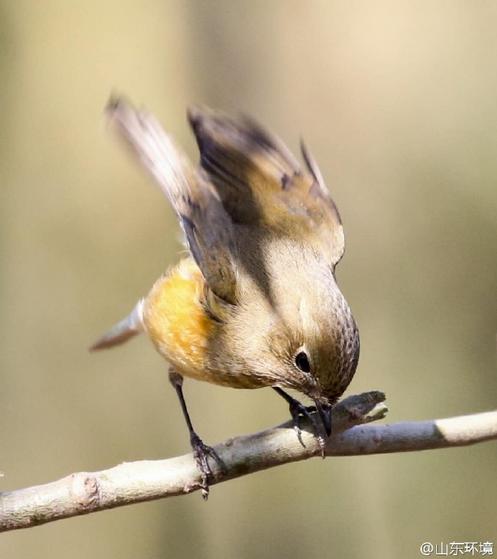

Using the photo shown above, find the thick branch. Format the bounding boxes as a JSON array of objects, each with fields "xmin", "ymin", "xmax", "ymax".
[{"xmin": 1, "ymin": 391, "xmax": 496, "ymax": 532}]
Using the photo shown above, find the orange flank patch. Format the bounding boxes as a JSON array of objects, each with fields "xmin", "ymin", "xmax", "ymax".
[{"xmin": 143, "ymin": 259, "xmax": 216, "ymax": 379}]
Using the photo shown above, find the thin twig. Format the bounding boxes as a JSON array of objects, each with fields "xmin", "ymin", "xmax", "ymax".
[{"xmin": 1, "ymin": 391, "xmax": 496, "ymax": 532}]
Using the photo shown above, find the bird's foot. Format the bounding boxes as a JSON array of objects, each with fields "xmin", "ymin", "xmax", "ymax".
[
  {"xmin": 190, "ymin": 432, "xmax": 225, "ymax": 500},
  {"xmin": 289, "ymin": 399, "xmax": 315, "ymax": 444},
  {"xmin": 288, "ymin": 400, "xmax": 326, "ymax": 457}
]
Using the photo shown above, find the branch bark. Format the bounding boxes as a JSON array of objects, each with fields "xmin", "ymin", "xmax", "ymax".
[{"xmin": 1, "ymin": 391, "xmax": 496, "ymax": 532}]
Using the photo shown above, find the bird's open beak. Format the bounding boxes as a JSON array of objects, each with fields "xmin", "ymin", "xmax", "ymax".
[{"xmin": 314, "ymin": 400, "xmax": 332, "ymax": 437}]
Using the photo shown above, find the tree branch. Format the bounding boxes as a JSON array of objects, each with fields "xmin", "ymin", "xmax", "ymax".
[{"xmin": 1, "ymin": 390, "xmax": 496, "ymax": 532}]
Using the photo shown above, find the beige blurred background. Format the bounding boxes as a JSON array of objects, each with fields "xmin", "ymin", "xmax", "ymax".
[{"xmin": 1, "ymin": 2, "xmax": 497, "ymax": 558}]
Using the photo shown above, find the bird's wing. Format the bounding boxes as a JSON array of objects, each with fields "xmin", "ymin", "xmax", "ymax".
[
  {"xmin": 188, "ymin": 107, "xmax": 345, "ymax": 268},
  {"xmin": 107, "ymin": 98, "xmax": 238, "ymax": 303}
]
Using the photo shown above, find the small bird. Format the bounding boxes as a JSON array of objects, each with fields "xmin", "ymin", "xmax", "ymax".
[{"xmin": 92, "ymin": 98, "xmax": 360, "ymax": 497}]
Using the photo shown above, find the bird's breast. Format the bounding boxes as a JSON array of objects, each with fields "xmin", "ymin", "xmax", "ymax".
[
  {"xmin": 143, "ymin": 259, "xmax": 216, "ymax": 380},
  {"xmin": 142, "ymin": 258, "xmax": 259, "ymax": 389}
]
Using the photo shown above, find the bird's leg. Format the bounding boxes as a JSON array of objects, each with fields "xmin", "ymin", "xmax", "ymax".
[
  {"xmin": 169, "ymin": 370, "xmax": 225, "ymax": 499},
  {"xmin": 272, "ymin": 387, "xmax": 326, "ymax": 456}
]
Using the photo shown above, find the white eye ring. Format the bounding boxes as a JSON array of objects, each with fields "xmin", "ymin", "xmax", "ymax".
[{"xmin": 295, "ymin": 350, "xmax": 311, "ymax": 373}]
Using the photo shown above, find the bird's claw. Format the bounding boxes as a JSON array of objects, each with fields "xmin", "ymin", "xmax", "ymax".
[
  {"xmin": 289, "ymin": 400, "xmax": 314, "ymax": 444},
  {"xmin": 190, "ymin": 432, "xmax": 225, "ymax": 500},
  {"xmin": 288, "ymin": 401, "xmax": 327, "ymax": 457}
]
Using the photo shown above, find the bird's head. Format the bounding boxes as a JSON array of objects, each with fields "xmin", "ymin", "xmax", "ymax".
[{"xmin": 233, "ymin": 243, "xmax": 360, "ymax": 436}]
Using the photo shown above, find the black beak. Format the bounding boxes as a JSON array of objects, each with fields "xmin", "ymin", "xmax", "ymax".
[{"xmin": 314, "ymin": 400, "xmax": 332, "ymax": 437}]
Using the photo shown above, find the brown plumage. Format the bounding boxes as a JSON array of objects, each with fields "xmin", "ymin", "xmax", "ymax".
[{"xmin": 92, "ymin": 98, "xmax": 360, "ymax": 495}]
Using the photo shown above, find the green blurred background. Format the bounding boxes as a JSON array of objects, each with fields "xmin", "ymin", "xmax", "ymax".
[{"xmin": 1, "ymin": 2, "xmax": 497, "ymax": 558}]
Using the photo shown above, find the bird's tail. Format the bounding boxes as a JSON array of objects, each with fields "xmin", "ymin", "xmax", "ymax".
[{"xmin": 90, "ymin": 299, "xmax": 145, "ymax": 351}]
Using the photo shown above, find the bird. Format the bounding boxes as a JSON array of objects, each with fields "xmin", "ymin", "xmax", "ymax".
[{"xmin": 91, "ymin": 97, "xmax": 360, "ymax": 497}]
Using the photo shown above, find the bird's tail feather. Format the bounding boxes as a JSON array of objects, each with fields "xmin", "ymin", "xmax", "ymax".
[{"xmin": 90, "ymin": 299, "xmax": 145, "ymax": 351}]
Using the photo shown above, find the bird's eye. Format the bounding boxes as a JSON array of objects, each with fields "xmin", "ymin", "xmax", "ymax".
[{"xmin": 295, "ymin": 351, "xmax": 311, "ymax": 373}]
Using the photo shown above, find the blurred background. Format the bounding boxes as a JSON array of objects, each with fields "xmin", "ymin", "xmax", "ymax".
[{"xmin": 1, "ymin": 2, "xmax": 497, "ymax": 558}]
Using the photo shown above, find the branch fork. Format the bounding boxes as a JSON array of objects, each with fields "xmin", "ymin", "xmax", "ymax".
[{"xmin": 2, "ymin": 390, "xmax": 496, "ymax": 532}]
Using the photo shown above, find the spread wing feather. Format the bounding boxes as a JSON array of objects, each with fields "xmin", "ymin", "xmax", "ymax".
[
  {"xmin": 188, "ymin": 107, "xmax": 345, "ymax": 267},
  {"xmin": 107, "ymin": 98, "xmax": 238, "ymax": 303}
]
